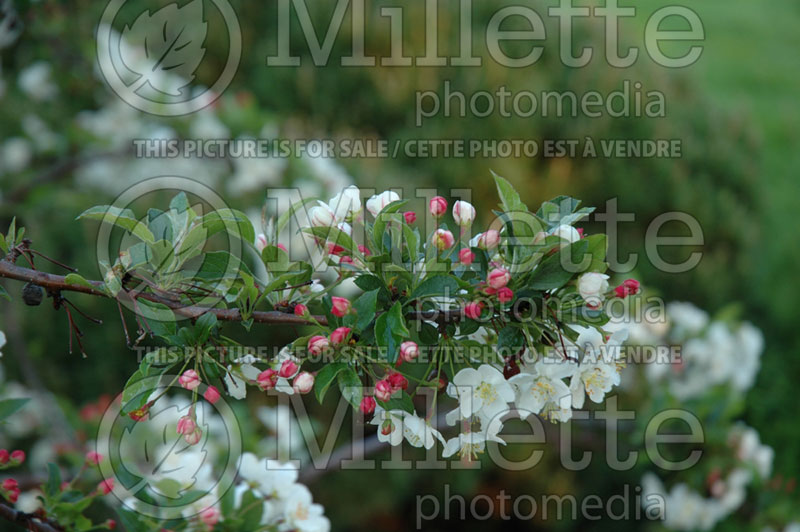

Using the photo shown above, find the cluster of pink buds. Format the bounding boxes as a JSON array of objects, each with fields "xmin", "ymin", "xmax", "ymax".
[
  {"xmin": 483, "ymin": 267, "xmax": 514, "ymax": 303},
  {"xmin": 0, "ymin": 449, "xmax": 25, "ymax": 468},
  {"xmin": 374, "ymin": 371, "xmax": 408, "ymax": 402},
  {"xmin": 177, "ymin": 415, "xmax": 203, "ymax": 445},
  {"xmin": 2, "ymin": 478, "xmax": 20, "ymax": 503},
  {"xmin": 614, "ymin": 279, "xmax": 641, "ymax": 298},
  {"xmin": 257, "ymin": 360, "xmax": 315, "ymax": 395}
]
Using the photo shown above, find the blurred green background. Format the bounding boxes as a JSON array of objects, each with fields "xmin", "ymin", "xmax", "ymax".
[{"xmin": 0, "ymin": 0, "xmax": 798, "ymax": 530}]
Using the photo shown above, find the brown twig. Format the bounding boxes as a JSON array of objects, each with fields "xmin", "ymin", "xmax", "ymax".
[
  {"xmin": 0, "ymin": 501, "xmax": 63, "ymax": 532},
  {"xmin": 0, "ymin": 260, "xmax": 465, "ymax": 328}
]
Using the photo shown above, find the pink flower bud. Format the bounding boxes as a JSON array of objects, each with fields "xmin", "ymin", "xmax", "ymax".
[
  {"xmin": 278, "ymin": 360, "xmax": 299, "ymax": 379},
  {"xmin": 614, "ymin": 279, "xmax": 641, "ymax": 298},
  {"xmin": 255, "ymin": 233, "xmax": 268, "ymax": 253},
  {"xmin": 340, "ymin": 255, "xmax": 354, "ymax": 266},
  {"xmin": 380, "ymin": 421, "xmax": 394, "ymax": 436},
  {"xmin": 257, "ymin": 369, "xmax": 278, "ymax": 390},
  {"xmin": 2, "ymin": 478, "xmax": 18, "ymax": 491},
  {"xmin": 429, "ymin": 196, "xmax": 448, "ymax": 218},
  {"xmin": 464, "ymin": 302, "xmax": 483, "ymax": 320},
  {"xmin": 577, "ymin": 228, "xmax": 585, "ymax": 239},
  {"xmin": 387, "ymin": 372, "xmax": 408, "ymax": 391},
  {"xmin": 458, "ymin": 248, "xmax": 475, "ymax": 265},
  {"xmin": 308, "ymin": 335, "xmax": 330, "ymax": 356},
  {"xmin": 179, "ymin": 369, "xmax": 201, "ymax": 391},
  {"xmin": 293, "ymin": 372, "xmax": 315, "ymax": 394},
  {"xmin": 277, "ymin": 243, "xmax": 288, "ymax": 252},
  {"xmin": 85, "ymin": 451, "xmax": 103, "ymax": 466},
  {"xmin": 358, "ymin": 244, "xmax": 371, "ymax": 256},
  {"xmin": 9, "ymin": 450, "xmax": 25, "ymax": 465},
  {"xmin": 331, "ymin": 296, "xmax": 352, "ymax": 317},
  {"xmin": 375, "ymin": 380, "xmax": 393, "ymax": 402},
  {"xmin": 0, "ymin": 449, "xmax": 8, "ymax": 465},
  {"xmin": 293, "ymin": 303, "xmax": 308, "ymax": 316},
  {"xmin": 176, "ymin": 415, "xmax": 197, "ymax": 436},
  {"xmin": 497, "ymin": 287, "xmax": 514, "ymax": 303},
  {"xmin": 203, "ymin": 385, "xmax": 221, "ymax": 404},
  {"xmin": 360, "ymin": 396, "xmax": 376, "ymax": 415},
  {"xmin": 184, "ymin": 427, "xmax": 202, "ymax": 446},
  {"xmin": 452, "ymin": 200, "xmax": 476, "ymax": 227},
  {"xmin": 200, "ymin": 507, "xmax": 221, "ymax": 527},
  {"xmin": 477, "ymin": 230, "xmax": 500, "ymax": 250},
  {"xmin": 399, "ymin": 341, "xmax": 419, "ymax": 363},
  {"xmin": 105, "ymin": 519, "xmax": 117, "ymax": 530},
  {"xmin": 327, "ymin": 242, "xmax": 345, "ymax": 255},
  {"xmin": 431, "ymin": 229, "xmax": 455, "ymax": 251},
  {"xmin": 330, "ymin": 326, "xmax": 352, "ymax": 346},
  {"xmin": 487, "ymin": 267, "xmax": 510, "ymax": 289},
  {"xmin": 98, "ymin": 478, "xmax": 115, "ymax": 495},
  {"xmin": 403, "ymin": 211, "xmax": 417, "ymax": 224},
  {"xmin": 7, "ymin": 488, "xmax": 19, "ymax": 503}
]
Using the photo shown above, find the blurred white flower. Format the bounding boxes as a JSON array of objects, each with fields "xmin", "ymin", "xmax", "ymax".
[{"xmin": 17, "ymin": 61, "xmax": 57, "ymax": 101}]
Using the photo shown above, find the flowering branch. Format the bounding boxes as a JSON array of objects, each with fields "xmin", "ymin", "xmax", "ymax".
[{"xmin": 0, "ymin": 500, "xmax": 62, "ymax": 532}]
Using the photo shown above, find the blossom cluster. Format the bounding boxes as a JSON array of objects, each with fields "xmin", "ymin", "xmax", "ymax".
[{"xmin": 641, "ymin": 423, "xmax": 774, "ymax": 531}]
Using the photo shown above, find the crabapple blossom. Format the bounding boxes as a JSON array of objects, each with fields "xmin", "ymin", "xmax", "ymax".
[
  {"xmin": 293, "ymin": 372, "xmax": 315, "ymax": 394},
  {"xmin": 431, "ymin": 229, "xmax": 455, "ymax": 250},
  {"xmin": 308, "ymin": 335, "xmax": 330, "ymax": 356},
  {"xmin": 329, "ymin": 326, "xmax": 351, "ymax": 345},
  {"xmin": 360, "ymin": 396, "xmax": 377, "ymax": 415},
  {"xmin": 387, "ymin": 372, "xmax": 408, "ymax": 391},
  {"xmin": 257, "ymin": 369, "xmax": 278, "ymax": 390},
  {"xmin": 203, "ymin": 385, "xmax": 221, "ymax": 404},
  {"xmin": 375, "ymin": 379, "xmax": 393, "ymax": 402},
  {"xmin": 476, "ymin": 229, "xmax": 500, "ymax": 250},
  {"xmin": 447, "ymin": 365, "xmax": 515, "ymax": 420},
  {"xmin": 85, "ymin": 451, "xmax": 103, "ymax": 465},
  {"xmin": 327, "ymin": 185, "xmax": 362, "ymax": 222},
  {"xmin": 452, "ymin": 200, "xmax": 476, "ymax": 226},
  {"xmin": 399, "ymin": 341, "xmax": 419, "ymax": 363},
  {"xmin": 279, "ymin": 360, "xmax": 299, "ymax": 378},
  {"xmin": 487, "ymin": 267, "xmax": 510, "ymax": 289},
  {"xmin": 578, "ymin": 272, "xmax": 610, "ymax": 308},
  {"xmin": 308, "ymin": 203, "xmax": 336, "ymax": 227},
  {"xmin": 9, "ymin": 450, "xmax": 24, "ymax": 465},
  {"xmin": 177, "ymin": 415, "xmax": 197, "ymax": 436},
  {"xmin": 199, "ymin": 507, "xmax": 221, "ymax": 527},
  {"xmin": 551, "ymin": 224, "xmax": 580, "ymax": 244},
  {"xmin": 98, "ymin": 478, "xmax": 115, "ymax": 495},
  {"xmin": 429, "ymin": 196, "xmax": 447, "ymax": 218},
  {"xmin": 184, "ymin": 427, "xmax": 203, "ymax": 445},
  {"xmin": 331, "ymin": 296, "xmax": 351, "ymax": 317},
  {"xmin": 509, "ymin": 356, "xmax": 576, "ymax": 422},
  {"xmin": 497, "ymin": 287, "xmax": 514, "ymax": 303},
  {"xmin": 366, "ymin": 190, "xmax": 400, "ymax": 217},
  {"xmin": 179, "ymin": 369, "xmax": 201, "ymax": 391},
  {"xmin": 459, "ymin": 248, "xmax": 475, "ymax": 265},
  {"xmin": 464, "ymin": 302, "xmax": 482, "ymax": 320},
  {"xmin": 614, "ymin": 278, "xmax": 641, "ymax": 298}
]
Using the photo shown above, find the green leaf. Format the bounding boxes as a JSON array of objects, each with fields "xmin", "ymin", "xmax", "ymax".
[
  {"xmin": 492, "ymin": 171, "xmax": 528, "ymax": 213},
  {"xmin": 63, "ymin": 273, "xmax": 98, "ymax": 292},
  {"xmin": 337, "ymin": 367, "xmax": 363, "ymax": 409},
  {"xmin": 353, "ymin": 289, "xmax": 379, "ymax": 331},
  {"xmin": 239, "ymin": 489, "xmax": 264, "ymax": 530},
  {"xmin": 261, "ymin": 244, "xmax": 290, "ymax": 274},
  {"xmin": 45, "ymin": 463, "xmax": 62, "ymax": 498},
  {"xmin": 387, "ymin": 301, "xmax": 410, "ymax": 338},
  {"xmin": 0, "ymin": 284, "xmax": 10, "ymax": 301},
  {"xmin": 0, "ymin": 398, "xmax": 29, "ymax": 422},
  {"xmin": 410, "ymin": 275, "xmax": 460, "ymax": 300},
  {"xmin": 135, "ymin": 300, "xmax": 177, "ymax": 338},
  {"xmin": 380, "ymin": 392, "xmax": 414, "ymax": 414},
  {"xmin": 497, "ymin": 326, "xmax": 524, "ymax": 356},
  {"xmin": 528, "ymin": 240, "xmax": 589, "ymax": 290},
  {"xmin": 354, "ymin": 274, "xmax": 384, "ymax": 292},
  {"xmin": 303, "ymin": 226, "xmax": 357, "ymax": 255},
  {"xmin": 77, "ymin": 205, "xmax": 155, "ymax": 243},
  {"xmin": 314, "ymin": 363, "xmax": 347, "ymax": 403}
]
